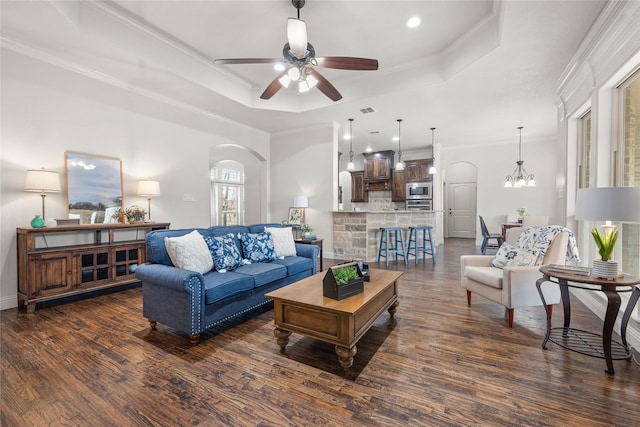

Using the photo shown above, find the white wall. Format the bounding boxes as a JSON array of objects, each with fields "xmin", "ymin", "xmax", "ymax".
[
  {"xmin": 0, "ymin": 49, "xmax": 271, "ymax": 310},
  {"xmin": 441, "ymin": 136, "xmax": 558, "ymax": 244},
  {"xmin": 270, "ymin": 124, "xmax": 338, "ymax": 258}
]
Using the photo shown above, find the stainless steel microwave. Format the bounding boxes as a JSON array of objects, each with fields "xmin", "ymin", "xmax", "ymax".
[{"xmin": 406, "ymin": 182, "xmax": 432, "ymax": 199}]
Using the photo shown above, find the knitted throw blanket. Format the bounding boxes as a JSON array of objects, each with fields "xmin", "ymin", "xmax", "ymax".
[{"xmin": 515, "ymin": 225, "xmax": 581, "ymax": 263}]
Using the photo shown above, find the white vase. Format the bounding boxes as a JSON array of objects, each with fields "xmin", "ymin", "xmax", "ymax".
[{"xmin": 591, "ymin": 259, "xmax": 619, "ymax": 279}]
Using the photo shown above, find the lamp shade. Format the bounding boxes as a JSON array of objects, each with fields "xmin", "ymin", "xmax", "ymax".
[
  {"xmin": 137, "ymin": 180, "xmax": 161, "ymax": 197},
  {"xmin": 24, "ymin": 168, "xmax": 61, "ymax": 193},
  {"xmin": 293, "ymin": 196, "xmax": 308, "ymax": 208},
  {"xmin": 575, "ymin": 187, "xmax": 640, "ymax": 223}
]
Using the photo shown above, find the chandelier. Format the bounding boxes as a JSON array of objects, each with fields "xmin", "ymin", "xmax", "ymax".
[{"xmin": 504, "ymin": 126, "xmax": 535, "ymax": 188}]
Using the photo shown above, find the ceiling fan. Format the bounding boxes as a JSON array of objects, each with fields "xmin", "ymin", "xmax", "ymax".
[{"xmin": 214, "ymin": 0, "xmax": 378, "ymax": 102}]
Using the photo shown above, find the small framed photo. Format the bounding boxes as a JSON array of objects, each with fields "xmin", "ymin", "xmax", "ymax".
[{"xmin": 287, "ymin": 207, "xmax": 304, "ymax": 226}]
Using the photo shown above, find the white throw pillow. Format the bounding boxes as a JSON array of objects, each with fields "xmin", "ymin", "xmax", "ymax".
[
  {"xmin": 491, "ymin": 243, "xmax": 540, "ymax": 268},
  {"xmin": 264, "ymin": 227, "xmax": 297, "ymax": 258},
  {"xmin": 164, "ymin": 230, "xmax": 214, "ymax": 274}
]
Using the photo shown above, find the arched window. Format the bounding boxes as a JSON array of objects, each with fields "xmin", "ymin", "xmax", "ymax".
[{"xmin": 210, "ymin": 161, "xmax": 245, "ymax": 226}]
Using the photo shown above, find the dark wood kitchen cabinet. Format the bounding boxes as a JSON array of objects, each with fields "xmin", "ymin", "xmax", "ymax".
[
  {"xmin": 404, "ymin": 159, "xmax": 433, "ymax": 182},
  {"xmin": 391, "ymin": 169, "xmax": 406, "ymax": 201},
  {"xmin": 363, "ymin": 150, "xmax": 394, "ymax": 182},
  {"xmin": 350, "ymin": 171, "xmax": 368, "ymax": 203}
]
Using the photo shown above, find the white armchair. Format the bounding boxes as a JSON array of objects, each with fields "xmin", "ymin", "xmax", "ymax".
[{"xmin": 460, "ymin": 231, "xmax": 570, "ymax": 327}]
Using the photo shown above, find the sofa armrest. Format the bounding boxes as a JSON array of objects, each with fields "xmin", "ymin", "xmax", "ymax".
[
  {"xmin": 136, "ymin": 263, "xmax": 204, "ymax": 294},
  {"xmin": 460, "ymin": 255, "xmax": 494, "ymax": 269},
  {"xmin": 294, "ymin": 244, "xmax": 320, "ymax": 274}
]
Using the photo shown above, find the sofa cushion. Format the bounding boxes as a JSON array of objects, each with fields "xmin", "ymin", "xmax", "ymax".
[
  {"xmin": 164, "ymin": 230, "xmax": 213, "ymax": 274},
  {"xmin": 265, "ymin": 227, "xmax": 297, "ymax": 258},
  {"xmin": 271, "ymin": 256, "xmax": 313, "ymax": 276},
  {"xmin": 238, "ymin": 232, "xmax": 275, "ymax": 263},
  {"xmin": 234, "ymin": 262, "xmax": 287, "ymax": 288},
  {"xmin": 491, "ymin": 243, "xmax": 540, "ymax": 268},
  {"xmin": 201, "ymin": 271, "xmax": 254, "ymax": 304},
  {"xmin": 146, "ymin": 228, "xmax": 211, "ymax": 266},
  {"xmin": 465, "ymin": 266, "xmax": 503, "ymax": 289},
  {"xmin": 204, "ymin": 233, "xmax": 243, "ymax": 272}
]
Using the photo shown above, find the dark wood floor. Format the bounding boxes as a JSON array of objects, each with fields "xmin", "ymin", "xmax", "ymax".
[{"xmin": 2, "ymin": 238, "xmax": 639, "ymax": 426}]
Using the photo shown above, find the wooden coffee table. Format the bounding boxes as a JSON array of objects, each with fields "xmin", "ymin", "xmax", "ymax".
[{"xmin": 265, "ymin": 268, "xmax": 402, "ymax": 370}]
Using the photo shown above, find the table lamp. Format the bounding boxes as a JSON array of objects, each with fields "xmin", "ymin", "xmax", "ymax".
[
  {"xmin": 137, "ymin": 180, "xmax": 161, "ymax": 221},
  {"xmin": 575, "ymin": 186, "xmax": 640, "ymax": 278},
  {"xmin": 24, "ymin": 168, "xmax": 61, "ymax": 221}
]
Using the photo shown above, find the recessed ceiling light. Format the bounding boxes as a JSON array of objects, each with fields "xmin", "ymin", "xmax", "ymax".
[
  {"xmin": 392, "ymin": 136, "xmax": 399, "ymax": 142},
  {"xmin": 407, "ymin": 16, "xmax": 421, "ymax": 28},
  {"xmin": 344, "ymin": 132, "xmax": 351, "ymax": 140},
  {"xmin": 366, "ymin": 147, "xmax": 372, "ymax": 152},
  {"xmin": 274, "ymin": 63, "xmax": 285, "ymax": 71}
]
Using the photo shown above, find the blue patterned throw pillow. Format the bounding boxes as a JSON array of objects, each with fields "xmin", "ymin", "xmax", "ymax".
[
  {"xmin": 491, "ymin": 243, "xmax": 540, "ymax": 268},
  {"xmin": 238, "ymin": 232, "xmax": 275, "ymax": 263},
  {"xmin": 204, "ymin": 233, "xmax": 243, "ymax": 272}
]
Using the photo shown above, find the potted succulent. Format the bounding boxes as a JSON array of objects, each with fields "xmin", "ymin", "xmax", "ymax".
[
  {"xmin": 323, "ymin": 261, "xmax": 364, "ymax": 300},
  {"xmin": 300, "ymin": 224, "xmax": 313, "ymax": 237},
  {"xmin": 590, "ymin": 228, "xmax": 619, "ymax": 279}
]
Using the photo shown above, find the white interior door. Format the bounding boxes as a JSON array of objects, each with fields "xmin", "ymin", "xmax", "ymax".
[{"xmin": 447, "ymin": 183, "xmax": 476, "ymax": 238}]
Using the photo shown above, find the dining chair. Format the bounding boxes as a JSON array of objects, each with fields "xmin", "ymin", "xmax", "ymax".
[{"xmin": 479, "ymin": 216, "xmax": 504, "ymax": 254}]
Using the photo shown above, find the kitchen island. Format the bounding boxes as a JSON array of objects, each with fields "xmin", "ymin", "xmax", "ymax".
[{"xmin": 332, "ymin": 210, "xmax": 442, "ymax": 262}]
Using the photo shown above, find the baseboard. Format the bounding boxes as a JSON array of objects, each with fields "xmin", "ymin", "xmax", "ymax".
[
  {"xmin": 570, "ymin": 288, "xmax": 640, "ymax": 350},
  {"xmin": 1, "ymin": 294, "xmax": 18, "ymax": 311}
]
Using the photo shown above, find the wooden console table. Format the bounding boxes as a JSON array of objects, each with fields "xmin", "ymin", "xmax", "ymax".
[
  {"xmin": 536, "ymin": 265, "xmax": 640, "ymax": 374},
  {"xmin": 17, "ymin": 222, "xmax": 170, "ymax": 313}
]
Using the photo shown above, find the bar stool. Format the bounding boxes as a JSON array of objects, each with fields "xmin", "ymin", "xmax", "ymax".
[
  {"xmin": 406, "ymin": 225, "xmax": 436, "ymax": 265},
  {"xmin": 377, "ymin": 227, "xmax": 408, "ymax": 267}
]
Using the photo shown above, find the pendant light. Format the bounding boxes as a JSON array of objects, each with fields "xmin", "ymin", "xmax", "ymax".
[
  {"xmin": 346, "ymin": 118, "xmax": 355, "ymax": 171},
  {"xmin": 504, "ymin": 126, "xmax": 536, "ymax": 188},
  {"xmin": 395, "ymin": 119, "xmax": 404, "ymax": 171},
  {"xmin": 429, "ymin": 127, "xmax": 437, "ymax": 175}
]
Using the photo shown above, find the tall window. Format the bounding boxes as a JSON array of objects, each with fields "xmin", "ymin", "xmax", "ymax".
[
  {"xmin": 618, "ymin": 68, "xmax": 640, "ymax": 276},
  {"xmin": 210, "ymin": 161, "xmax": 245, "ymax": 226},
  {"xmin": 576, "ymin": 110, "xmax": 593, "ymax": 262}
]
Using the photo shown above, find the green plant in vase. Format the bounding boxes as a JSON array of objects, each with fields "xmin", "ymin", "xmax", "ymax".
[
  {"xmin": 332, "ymin": 265, "xmax": 360, "ymax": 286},
  {"xmin": 591, "ymin": 228, "xmax": 617, "ymax": 262},
  {"xmin": 590, "ymin": 228, "xmax": 619, "ymax": 279}
]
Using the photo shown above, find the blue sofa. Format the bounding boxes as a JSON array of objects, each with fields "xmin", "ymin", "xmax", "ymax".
[{"xmin": 135, "ymin": 223, "xmax": 319, "ymax": 344}]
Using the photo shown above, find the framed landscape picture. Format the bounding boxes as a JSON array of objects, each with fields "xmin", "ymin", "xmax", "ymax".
[
  {"xmin": 65, "ymin": 152, "xmax": 124, "ymax": 224},
  {"xmin": 287, "ymin": 207, "xmax": 304, "ymax": 225}
]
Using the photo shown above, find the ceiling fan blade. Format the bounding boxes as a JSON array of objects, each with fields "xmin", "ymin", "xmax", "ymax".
[
  {"xmin": 309, "ymin": 69, "xmax": 342, "ymax": 101},
  {"xmin": 287, "ymin": 18, "xmax": 307, "ymax": 58},
  {"xmin": 214, "ymin": 58, "xmax": 282, "ymax": 65},
  {"xmin": 315, "ymin": 57, "xmax": 379, "ymax": 70},
  {"xmin": 260, "ymin": 71, "xmax": 287, "ymax": 100}
]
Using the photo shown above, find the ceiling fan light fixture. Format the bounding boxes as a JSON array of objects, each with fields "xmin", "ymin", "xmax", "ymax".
[
  {"xmin": 298, "ymin": 80, "xmax": 310, "ymax": 92},
  {"xmin": 287, "ymin": 67, "xmax": 301, "ymax": 80},
  {"xmin": 306, "ymin": 74, "xmax": 318, "ymax": 89},
  {"xmin": 279, "ymin": 74, "xmax": 291, "ymax": 88},
  {"xmin": 287, "ymin": 18, "xmax": 308, "ymax": 58}
]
